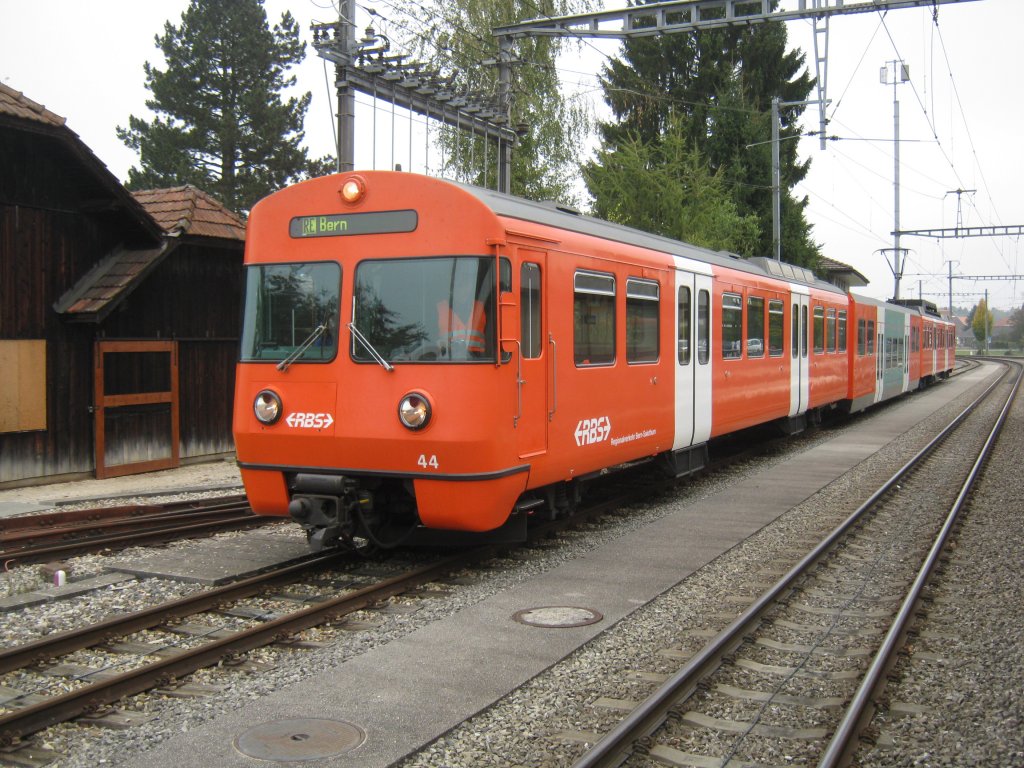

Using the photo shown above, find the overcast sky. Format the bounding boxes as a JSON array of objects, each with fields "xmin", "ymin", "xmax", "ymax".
[{"xmin": 2, "ymin": 0, "xmax": 1020, "ymax": 310}]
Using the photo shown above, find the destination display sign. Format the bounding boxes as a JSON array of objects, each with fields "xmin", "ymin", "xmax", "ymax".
[{"xmin": 289, "ymin": 210, "xmax": 418, "ymax": 238}]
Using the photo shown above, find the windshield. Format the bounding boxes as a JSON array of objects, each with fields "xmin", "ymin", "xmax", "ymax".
[
  {"xmin": 353, "ymin": 256, "xmax": 496, "ymax": 363},
  {"xmin": 240, "ymin": 262, "xmax": 341, "ymax": 362}
]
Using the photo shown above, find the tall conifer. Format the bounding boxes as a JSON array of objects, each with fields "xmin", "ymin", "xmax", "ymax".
[
  {"xmin": 588, "ymin": 8, "xmax": 820, "ymax": 266},
  {"xmin": 118, "ymin": 0, "xmax": 314, "ymax": 211}
]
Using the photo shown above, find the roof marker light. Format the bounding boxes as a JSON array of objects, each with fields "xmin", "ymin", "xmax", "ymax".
[{"xmin": 340, "ymin": 176, "xmax": 366, "ymax": 204}]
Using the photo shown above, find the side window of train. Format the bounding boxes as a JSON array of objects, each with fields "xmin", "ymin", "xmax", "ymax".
[
  {"xmin": 626, "ymin": 278, "xmax": 660, "ymax": 364},
  {"xmin": 574, "ymin": 271, "xmax": 616, "ymax": 366},
  {"xmin": 520, "ymin": 263, "xmax": 542, "ymax": 359},
  {"xmin": 857, "ymin": 319, "xmax": 866, "ymax": 356},
  {"xmin": 500, "ymin": 258, "xmax": 512, "ymax": 292},
  {"xmin": 838, "ymin": 310, "xmax": 848, "ymax": 353},
  {"xmin": 813, "ymin": 306, "xmax": 825, "ymax": 354},
  {"xmin": 697, "ymin": 289, "xmax": 710, "ymax": 365},
  {"xmin": 867, "ymin": 320, "xmax": 876, "ymax": 355},
  {"xmin": 769, "ymin": 300, "xmax": 784, "ymax": 357},
  {"xmin": 826, "ymin": 308, "xmax": 837, "ymax": 353},
  {"xmin": 722, "ymin": 293, "xmax": 742, "ymax": 360},
  {"xmin": 747, "ymin": 296, "xmax": 765, "ymax": 358},
  {"xmin": 678, "ymin": 286, "xmax": 691, "ymax": 366}
]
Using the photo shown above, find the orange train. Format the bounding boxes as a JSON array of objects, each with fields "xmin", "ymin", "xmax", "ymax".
[{"xmin": 233, "ymin": 172, "xmax": 955, "ymax": 551}]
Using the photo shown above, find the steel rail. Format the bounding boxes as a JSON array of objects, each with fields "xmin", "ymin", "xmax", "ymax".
[
  {"xmin": 0, "ymin": 496, "xmax": 248, "ymax": 536},
  {"xmin": 0, "ymin": 505, "xmax": 256, "ymax": 547},
  {"xmin": 818, "ymin": 359, "xmax": 1022, "ymax": 767},
  {"xmin": 0, "ymin": 475, "xmax": 656, "ymax": 745},
  {"xmin": 0, "ymin": 512, "xmax": 268, "ymax": 565},
  {"xmin": 0, "ymin": 551, "xmax": 345, "ymax": 677},
  {"xmin": 572, "ymin": 361, "xmax": 1009, "ymax": 768},
  {"xmin": 0, "ymin": 551, "xmax": 463, "ymax": 744}
]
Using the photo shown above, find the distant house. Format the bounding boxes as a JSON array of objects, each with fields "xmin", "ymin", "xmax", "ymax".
[
  {"xmin": 991, "ymin": 316, "xmax": 1015, "ymax": 343},
  {"xmin": 0, "ymin": 84, "xmax": 245, "ymax": 486},
  {"xmin": 818, "ymin": 256, "xmax": 869, "ymax": 294},
  {"xmin": 952, "ymin": 315, "xmax": 974, "ymax": 347}
]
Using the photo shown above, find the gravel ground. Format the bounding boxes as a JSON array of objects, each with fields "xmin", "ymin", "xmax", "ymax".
[
  {"xmin": 0, "ymin": 457, "xmax": 242, "ymax": 510},
  {"xmin": 856, "ymin": 369, "xmax": 1024, "ymax": 767},
  {"xmin": 1, "ymin": 365, "xmax": 1020, "ymax": 768},
  {"xmin": 399, "ymin": 366, "xmax": 1024, "ymax": 767}
]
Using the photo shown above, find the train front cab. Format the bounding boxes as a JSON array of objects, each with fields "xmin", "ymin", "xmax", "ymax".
[{"xmin": 234, "ymin": 173, "xmax": 547, "ymax": 549}]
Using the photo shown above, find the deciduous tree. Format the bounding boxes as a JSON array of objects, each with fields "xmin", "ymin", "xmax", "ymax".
[
  {"xmin": 394, "ymin": 0, "xmax": 595, "ymax": 204},
  {"xmin": 971, "ymin": 299, "xmax": 994, "ymax": 348}
]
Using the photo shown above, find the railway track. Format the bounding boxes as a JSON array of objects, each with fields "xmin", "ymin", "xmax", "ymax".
[
  {"xmin": 0, "ymin": 357, "xmax": 993, "ymax": 765},
  {"xmin": 0, "ymin": 496, "xmax": 266, "ymax": 565},
  {"xmin": 571, "ymin": 359, "xmax": 1021, "ymax": 768},
  {"xmin": 0, "ymin": 475, "xmax": 653, "ymax": 756}
]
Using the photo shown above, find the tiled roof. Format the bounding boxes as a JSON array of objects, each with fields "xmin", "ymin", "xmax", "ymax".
[
  {"xmin": 132, "ymin": 186, "xmax": 246, "ymax": 241},
  {"xmin": 1, "ymin": 83, "xmax": 164, "ymax": 244},
  {"xmin": 53, "ymin": 186, "xmax": 244, "ymax": 322},
  {"xmin": 53, "ymin": 244, "xmax": 172, "ymax": 322},
  {"xmin": 818, "ymin": 255, "xmax": 868, "ymax": 288},
  {"xmin": 0, "ymin": 83, "xmax": 66, "ymax": 128}
]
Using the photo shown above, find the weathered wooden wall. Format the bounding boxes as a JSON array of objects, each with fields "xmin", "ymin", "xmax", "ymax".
[
  {"xmin": 0, "ymin": 129, "xmax": 118, "ymax": 482},
  {"xmin": 0, "ymin": 127, "xmax": 244, "ymax": 485},
  {"xmin": 99, "ymin": 240, "xmax": 243, "ymax": 463}
]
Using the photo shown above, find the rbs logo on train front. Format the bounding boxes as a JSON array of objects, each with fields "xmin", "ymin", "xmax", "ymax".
[{"xmin": 574, "ymin": 416, "xmax": 611, "ymax": 447}]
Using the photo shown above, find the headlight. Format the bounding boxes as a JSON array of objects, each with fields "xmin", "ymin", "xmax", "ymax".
[
  {"xmin": 398, "ymin": 392, "xmax": 431, "ymax": 430},
  {"xmin": 254, "ymin": 390, "xmax": 282, "ymax": 425}
]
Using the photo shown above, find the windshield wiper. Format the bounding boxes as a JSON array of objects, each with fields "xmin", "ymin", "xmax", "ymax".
[
  {"xmin": 276, "ymin": 323, "xmax": 327, "ymax": 372},
  {"xmin": 349, "ymin": 322, "xmax": 394, "ymax": 372}
]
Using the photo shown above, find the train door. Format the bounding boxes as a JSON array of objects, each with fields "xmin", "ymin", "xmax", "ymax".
[
  {"xmin": 672, "ymin": 266, "xmax": 712, "ymax": 450},
  {"xmin": 789, "ymin": 288, "xmax": 810, "ymax": 416},
  {"xmin": 515, "ymin": 251, "xmax": 548, "ymax": 458},
  {"xmin": 904, "ymin": 327, "xmax": 911, "ymax": 392},
  {"xmin": 875, "ymin": 306, "xmax": 885, "ymax": 404}
]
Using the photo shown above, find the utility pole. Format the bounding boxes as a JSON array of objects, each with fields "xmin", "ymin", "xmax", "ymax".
[
  {"xmin": 335, "ymin": 0, "xmax": 356, "ymax": 172},
  {"xmin": 772, "ymin": 96, "xmax": 824, "ymax": 261},
  {"xmin": 947, "ymin": 260, "xmax": 955, "ymax": 323},
  {"xmin": 985, "ymin": 288, "xmax": 990, "ymax": 353},
  {"xmin": 496, "ymin": 37, "xmax": 514, "ymax": 194},
  {"xmin": 882, "ymin": 60, "xmax": 910, "ymax": 300}
]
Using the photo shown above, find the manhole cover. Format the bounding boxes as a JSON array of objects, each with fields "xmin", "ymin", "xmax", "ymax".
[
  {"xmin": 513, "ymin": 606, "xmax": 603, "ymax": 628},
  {"xmin": 235, "ymin": 718, "xmax": 365, "ymax": 761}
]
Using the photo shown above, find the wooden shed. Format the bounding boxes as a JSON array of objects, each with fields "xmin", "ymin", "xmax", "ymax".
[{"xmin": 0, "ymin": 84, "xmax": 245, "ymax": 486}]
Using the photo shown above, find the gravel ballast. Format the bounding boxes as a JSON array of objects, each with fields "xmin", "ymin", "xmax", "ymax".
[{"xmin": 1, "ymin": 364, "xmax": 1021, "ymax": 767}]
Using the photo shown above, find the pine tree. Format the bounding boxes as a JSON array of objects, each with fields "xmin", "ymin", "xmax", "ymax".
[
  {"xmin": 117, "ymin": 0, "xmax": 314, "ymax": 212},
  {"xmin": 588, "ymin": 9, "xmax": 820, "ymax": 266},
  {"xmin": 584, "ymin": 116, "xmax": 760, "ymax": 253}
]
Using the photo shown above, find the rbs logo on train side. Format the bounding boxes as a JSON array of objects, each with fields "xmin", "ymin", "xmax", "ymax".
[{"xmin": 574, "ymin": 416, "xmax": 611, "ymax": 447}]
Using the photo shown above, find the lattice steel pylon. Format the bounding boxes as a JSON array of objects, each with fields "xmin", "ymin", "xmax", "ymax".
[
  {"xmin": 492, "ymin": 0, "xmax": 980, "ymax": 193},
  {"xmin": 313, "ymin": 0, "xmax": 980, "ymax": 194},
  {"xmin": 312, "ymin": 19, "xmax": 518, "ymax": 190}
]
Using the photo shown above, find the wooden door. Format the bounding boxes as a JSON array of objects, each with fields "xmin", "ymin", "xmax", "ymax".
[{"xmin": 94, "ymin": 340, "xmax": 180, "ymax": 479}]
